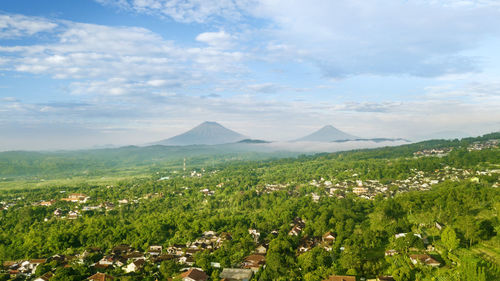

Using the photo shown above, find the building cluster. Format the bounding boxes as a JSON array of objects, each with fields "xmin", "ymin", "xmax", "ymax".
[
  {"xmin": 323, "ymin": 276, "xmax": 395, "ymax": 281},
  {"xmin": 467, "ymin": 139, "xmax": 499, "ymax": 151},
  {"xmin": 297, "ymin": 232, "xmax": 337, "ymax": 253},
  {"xmin": 1, "ymin": 230, "xmax": 261, "ymax": 281},
  {"xmin": 308, "ymin": 165, "xmax": 500, "ymax": 201},
  {"xmin": 60, "ymin": 193, "xmax": 90, "ymax": 203},
  {"xmin": 413, "ymin": 148, "xmax": 452, "ymax": 157},
  {"xmin": 257, "ymin": 183, "xmax": 289, "ymax": 194}
]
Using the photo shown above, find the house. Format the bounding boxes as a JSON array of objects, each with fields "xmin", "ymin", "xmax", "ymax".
[
  {"xmin": 178, "ymin": 256, "xmax": 195, "ymax": 266},
  {"xmin": 9, "ymin": 269, "xmax": 21, "ymax": 279},
  {"xmin": 3, "ymin": 261, "xmax": 18, "ymax": 269},
  {"xmin": 435, "ymin": 222, "xmax": 443, "ymax": 231},
  {"xmin": 185, "ymin": 248, "xmax": 202, "ymax": 256},
  {"xmin": 104, "ymin": 202, "xmax": 115, "ymax": 210},
  {"xmin": 255, "ymin": 244, "xmax": 267, "ymax": 254},
  {"xmin": 288, "ymin": 217, "xmax": 306, "ymax": 236},
  {"xmin": 377, "ymin": 277, "xmax": 395, "ymax": 281},
  {"xmin": 203, "ymin": 230, "xmax": 217, "ymax": 238},
  {"xmin": 248, "ymin": 229, "xmax": 260, "ymax": 242},
  {"xmin": 148, "ymin": 245, "xmax": 163, "ymax": 256},
  {"xmin": 112, "ymin": 244, "xmax": 133, "ymax": 255},
  {"xmin": 395, "ymin": 233, "xmax": 407, "ymax": 239},
  {"xmin": 151, "ymin": 254, "xmax": 176, "ymax": 263},
  {"xmin": 178, "ymin": 268, "xmax": 209, "ymax": 281},
  {"xmin": 124, "ymin": 251, "xmax": 145, "ymax": 261},
  {"xmin": 242, "ymin": 254, "xmax": 265, "ymax": 272},
  {"xmin": 219, "ymin": 268, "xmax": 253, "ymax": 281},
  {"xmin": 167, "ymin": 244, "xmax": 185, "ymax": 256},
  {"xmin": 40, "ymin": 200, "xmax": 56, "ymax": 206},
  {"xmin": 409, "ymin": 254, "xmax": 441, "ymax": 267},
  {"xmin": 124, "ymin": 259, "xmax": 145, "ymax": 273},
  {"xmin": 50, "ymin": 254, "xmax": 67, "ymax": 263},
  {"xmin": 288, "ymin": 225, "xmax": 302, "ymax": 236},
  {"xmin": 322, "ymin": 232, "xmax": 336, "ymax": 243},
  {"xmin": 54, "ymin": 208, "xmax": 63, "ymax": 217},
  {"xmin": 322, "ymin": 276, "xmax": 356, "ymax": 281},
  {"xmin": 311, "ymin": 193, "xmax": 320, "ymax": 202},
  {"xmin": 68, "ymin": 210, "xmax": 79, "ymax": 219},
  {"xmin": 352, "ymin": 187, "xmax": 368, "ymax": 195},
  {"xmin": 298, "ymin": 237, "xmax": 317, "ymax": 253},
  {"xmin": 82, "ymin": 206, "xmax": 101, "ymax": 212},
  {"xmin": 34, "ymin": 272, "xmax": 53, "ymax": 281},
  {"xmin": 385, "ymin": 249, "xmax": 398, "ymax": 256},
  {"xmin": 27, "ymin": 259, "xmax": 47, "ymax": 273},
  {"xmin": 18, "ymin": 260, "xmax": 32, "ymax": 273},
  {"xmin": 61, "ymin": 193, "xmax": 89, "ymax": 203},
  {"xmin": 88, "ymin": 273, "xmax": 114, "ymax": 281},
  {"xmin": 96, "ymin": 256, "xmax": 114, "ymax": 267}
]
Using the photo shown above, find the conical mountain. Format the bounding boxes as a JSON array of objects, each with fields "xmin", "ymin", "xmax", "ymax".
[
  {"xmin": 157, "ymin": 121, "xmax": 246, "ymax": 146},
  {"xmin": 295, "ymin": 125, "xmax": 358, "ymax": 142}
]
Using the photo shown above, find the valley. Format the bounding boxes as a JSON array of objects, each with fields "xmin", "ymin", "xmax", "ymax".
[{"xmin": 0, "ymin": 133, "xmax": 499, "ymax": 281}]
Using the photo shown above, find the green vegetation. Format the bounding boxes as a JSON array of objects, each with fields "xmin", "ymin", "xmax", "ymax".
[{"xmin": 0, "ymin": 133, "xmax": 499, "ymax": 280}]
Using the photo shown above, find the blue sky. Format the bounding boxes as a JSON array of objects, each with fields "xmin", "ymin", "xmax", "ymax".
[{"xmin": 1, "ymin": 0, "xmax": 500, "ymax": 150}]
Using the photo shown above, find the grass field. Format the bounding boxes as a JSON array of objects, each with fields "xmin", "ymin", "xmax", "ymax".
[
  {"xmin": 472, "ymin": 238, "xmax": 500, "ymax": 266},
  {"xmin": 0, "ymin": 173, "xmax": 151, "ymax": 191}
]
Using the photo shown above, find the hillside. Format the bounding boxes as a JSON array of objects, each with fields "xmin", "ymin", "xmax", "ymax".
[
  {"xmin": 0, "ymin": 132, "xmax": 498, "ymax": 180},
  {"xmin": 0, "ymin": 132, "xmax": 498, "ymax": 281}
]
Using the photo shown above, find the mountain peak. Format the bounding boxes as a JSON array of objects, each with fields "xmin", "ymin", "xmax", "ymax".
[
  {"xmin": 295, "ymin": 125, "xmax": 358, "ymax": 142},
  {"xmin": 199, "ymin": 121, "xmax": 221, "ymax": 126},
  {"xmin": 156, "ymin": 122, "xmax": 246, "ymax": 146}
]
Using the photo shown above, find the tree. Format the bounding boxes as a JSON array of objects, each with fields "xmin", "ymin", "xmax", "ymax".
[
  {"xmin": 51, "ymin": 267, "xmax": 81, "ymax": 281},
  {"xmin": 441, "ymin": 227, "xmax": 459, "ymax": 252},
  {"xmin": 35, "ymin": 262, "xmax": 53, "ymax": 277},
  {"xmin": 160, "ymin": 260, "xmax": 180, "ymax": 279},
  {"xmin": 261, "ymin": 238, "xmax": 298, "ymax": 280},
  {"xmin": 392, "ymin": 267, "xmax": 411, "ymax": 281},
  {"xmin": 211, "ymin": 269, "xmax": 220, "ymax": 281},
  {"xmin": 459, "ymin": 258, "xmax": 487, "ymax": 281},
  {"xmin": 456, "ymin": 215, "xmax": 481, "ymax": 247}
]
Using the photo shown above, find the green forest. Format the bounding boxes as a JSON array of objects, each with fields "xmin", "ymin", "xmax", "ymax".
[{"xmin": 1, "ymin": 133, "xmax": 499, "ymax": 281}]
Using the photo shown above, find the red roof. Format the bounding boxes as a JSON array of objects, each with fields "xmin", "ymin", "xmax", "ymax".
[
  {"xmin": 179, "ymin": 268, "xmax": 209, "ymax": 281},
  {"xmin": 88, "ymin": 273, "xmax": 114, "ymax": 281},
  {"xmin": 323, "ymin": 231, "xmax": 336, "ymax": 239},
  {"xmin": 323, "ymin": 275, "xmax": 356, "ymax": 281},
  {"xmin": 244, "ymin": 254, "xmax": 266, "ymax": 265}
]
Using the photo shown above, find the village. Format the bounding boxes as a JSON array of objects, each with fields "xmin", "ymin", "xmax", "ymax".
[
  {"xmin": 306, "ymin": 165, "xmax": 500, "ymax": 201},
  {"xmin": 1, "ymin": 138, "xmax": 498, "ymax": 280},
  {"xmin": 2, "ymin": 214, "xmax": 447, "ymax": 281}
]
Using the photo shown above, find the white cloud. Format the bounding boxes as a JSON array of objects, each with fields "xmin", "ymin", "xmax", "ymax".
[
  {"xmin": 94, "ymin": 0, "xmax": 500, "ymax": 77},
  {"xmin": 246, "ymin": 83, "xmax": 283, "ymax": 93},
  {"xmin": 251, "ymin": 0, "xmax": 500, "ymax": 77},
  {"xmin": 196, "ymin": 30, "xmax": 234, "ymax": 49},
  {"xmin": 0, "ymin": 15, "xmax": 247, "ymax": 95},
  {"xmin": 0, "ymin": 97, "xmax": 19, "ymax": 102},
  {"xmin": 2, "ymin": 5, "xmax": 500, "ymax": 150},
  {"xmin": 95, "ymin": 0, "xmax": 254, "ymax": 23},
  {"xmin": 0, "ymin": 14, "xmax": 57, "ymax": 38}
]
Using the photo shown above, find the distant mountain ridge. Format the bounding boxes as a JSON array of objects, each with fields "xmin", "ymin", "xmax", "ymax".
[
  {"xmin": 238, "ymin": 139, "xmax": 271, "ymax": 144},
  {"xmin": 332, "ymin": 138, "xmax": 410, "ymax": 143},
  {"xmin": 156, "ymin": 121, "xmax": 246, "ymax": 146},
  {"xmin": 154, "ymin": 122, "xmax": 413, "ymax": 146},
  {"xmin": 295, "ymin": 125, "xmax": 358, "ymax": 142}
]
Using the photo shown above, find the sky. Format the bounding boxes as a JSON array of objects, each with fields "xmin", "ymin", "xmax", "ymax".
[{"xmin": 1, "ymin": 0, "xmax": 500, "ymax": 150}]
